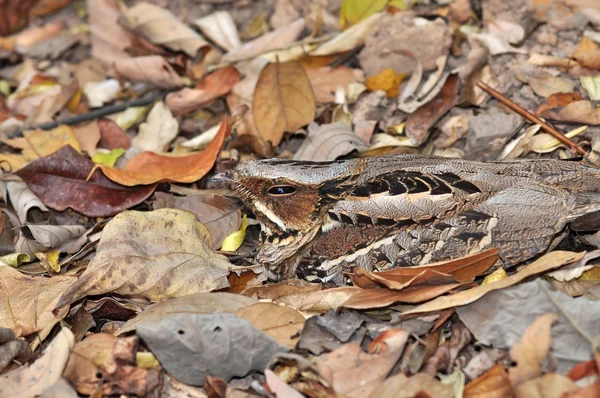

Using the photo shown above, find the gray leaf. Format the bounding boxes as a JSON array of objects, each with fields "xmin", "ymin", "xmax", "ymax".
[
  {"xmin": 137, "ymin": 313, "xmax": 287, "ymax": 386},
  {"xmin": 456, "ymin": 279, "xmax": 598, "ymax": 373}
]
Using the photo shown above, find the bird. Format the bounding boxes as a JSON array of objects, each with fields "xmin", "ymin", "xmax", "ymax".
[{"xmin": 217, "ymin": 154, "xmax": 600, "ymax": 284}]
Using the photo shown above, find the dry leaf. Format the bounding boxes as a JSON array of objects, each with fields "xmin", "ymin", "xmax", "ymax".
[
  {"xmin": 305, "ymin": 66, "xmax": 362, "ymax": 103},
  {"xmin": 526, "ymin": 76, "xmax": 575, "ymax": 98},
  {"xmin": 166, "ymin": 66, "xmax": 240, "ymax": 115},
  {"xmin": 538, "ymin": 100, "xmax": 600, "ymax": 125},
  {"xmin": 581, "ymin": 75, "xmax": 600, "ymax": 100},
  {"xmin": 464, "ymin": 364, "xmax": 514, "ymax": 398},
  {"xmin": 402, "ymin": 251, "xmax": 584, "ymax": 315},
  {"xmin": 114, "ymin": 56, "xmax": 182, "ymax": 89},
  {"xmin": 368, "ymin": 372, "xmax": 454, "ymax": 398},
  {"xmin": 122, "ymin": 2, "xmax": 209, "ymax": 57},
  {"xmin": 515, "ymin": 373, "xmax": 578, "ymax": 398},
  {"xmin": 242, "ymin": 280, "xmax": 323, "ymax": 309},
  {"xmin": 72, "ymin": 121, "xmax": 101, "ymax": 155},
  {"xmin": 528, "ymin": 53, "xmax": 574, "ymax": 68},
  {"xmin": 194, "ymin": 11, "xmax": 241, "ymax": 52},
  {"xmin": 312, "ymin": 13, "xmax": 381, "ymax": 56},
  {"xmin": 14, "ymin": 224, "xmax": 87, "ymax": 257},
  {"xmin": 131, "ymin": 101, "xmax": 178, "ymax": 152},
  {"xmin": 95, "ymin": 117, "xmax": 229, "ymax": 186},
  {"xmin": 221, "ymin": 214, "xmax": 247, "ymax": 252},
  {"xmin": 88, "ymin": 0, "xmax": 133, "ymax": 68},
  {"xmin": 509, "ymin": 314, "xmax": 559, "ymax": 387},
  {"xmin": 535, "ymin": 92, "xmax": 582, "ymax": 116},
  {"xmin": 365, "ymin": 68, "xmax": 407, "ymax": 97},
  {"xmin": 0, "ymin": 266, "xmax": 76, "ymax": 338},
  {"xmin": 55, "ymin": 209, "xmax": 233, "ymax": 307},
  {"xmin": 293, "ymin": 122, "xmax": 367, "ymax": 161},
  {"xmin": 340, "ymin": 0, "xmax": 388, "ymax": 29},
  {"xmin": 253, "ymin": 61, "xmax": 315, "ymax": 145},
  {"xmin": 0, "ymin": 328, "xmax": 74, "ymax": 398},
  {"xmin": 2, "ymin": 180, "xmax": 48, "ymax": 224},
  {"xmin": 83, "ymin": 79, "xmax": 120, "ymax": 108},
  {"xmin": 235, "ymin": 302, "xmax": 305, "ymax": 349}
]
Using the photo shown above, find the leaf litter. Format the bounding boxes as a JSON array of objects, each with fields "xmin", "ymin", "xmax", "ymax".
[{"xmin": 0, "ymin": 0, "xmax": 600, "ymax": 397}]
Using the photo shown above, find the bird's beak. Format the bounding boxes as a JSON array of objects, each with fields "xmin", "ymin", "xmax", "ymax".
[{"xmin": 210, "ymin": 171, "xmax": 235, "ymax": 186}]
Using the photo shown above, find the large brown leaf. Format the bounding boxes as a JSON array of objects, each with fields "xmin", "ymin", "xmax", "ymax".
[
  {"xmin": 235, "ymin": 302, "xmax": 305, "ymax": 349},
  {"xmin": 55, "ymin": 209, "xmax": 233, "ymax": 308},
  {"xmin": 253, "ymin": 61, "xmax": 316, "ymax": 145},
  {"xmin": 94, "ymin": 117, "xmax": 230, "ymax": 186},
  {"xmin": 16, "ymin": 145, "xmax": 156, "ymax": 217}
]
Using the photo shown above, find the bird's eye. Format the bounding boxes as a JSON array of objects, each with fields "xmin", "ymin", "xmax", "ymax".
[{"xmin": 268, "ymin": 185, "xmax": 297, "ymax": 196}]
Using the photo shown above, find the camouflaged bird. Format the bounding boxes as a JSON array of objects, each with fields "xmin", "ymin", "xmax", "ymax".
[{"xmin": 222, "ymin": 154, "xmax": 600, "ymax": 284}]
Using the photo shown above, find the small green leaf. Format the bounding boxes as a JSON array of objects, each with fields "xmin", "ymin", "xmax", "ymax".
[
  {"xmin": 92, "ymin": 148, "xmax": 126, "ymax": 167},
  {"xmin": 0, "ymin": 253, "xmax": 31, "ymax": 268},
  {"xmin": 221, "ymin": 214, "xmax": 248, "ymax": 252}
]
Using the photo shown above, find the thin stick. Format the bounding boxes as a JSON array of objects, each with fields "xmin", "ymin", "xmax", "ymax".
[
  {"xmin": 6, "ymin": 89, "xmax": 170, "ymax": 138},
  {"xmin": 477, "ymin": 81, "xmax": 587, "ymax": 156}
]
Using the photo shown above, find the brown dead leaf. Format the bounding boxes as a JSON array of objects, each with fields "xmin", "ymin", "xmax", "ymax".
[
  {"xmin": 509, "ymin": 314, "xmax": 559, "ymax": 387},
  {"xmin": 88, "ymin": 0, "xmax": 133, "ymax": 68},
  {"xmin": 122, "ymin": 2, "xmax": 209, "ymax": 57},
  {"xmin": 166, "ymin": 66, "xmax": 240, "ymax": 115},
  {"xmin": 253, "ymin": 60, "xmax": 316, "ymax": 145},
  {"xmin": 0, "ymin": 265, "xmax": 76, "ymax": 338},
  {"xmin": 94, "ymin": 117, "xmax": 229, "ymax": 186},
  {"xmin": 350, "ymin": 249, "xmax": 498, "ymax": 289},
  {"xmin": 402, "ymin": 251, "xmax": 584, "ymax": 315},
  {"xmin": 242, "ymin": 279, "xmax": 322, "ymax": 309},
  {"xmin": 315, "ymin": 329, "xmax": 409, "ymax": 397},
  {"xmin": 98, "ymin": 117, "xmax": 131, "ymax": 149},
  {"xmin": 235, "ymin": 302, "xmax": 305, "ymax": 349},
  {"xmin": 464, "ymin": 364, "xmax": 514, "ymax": 398},
  {"xmin": 574, "ymin": 50, "xmax": 600, "ymax": 70},
  {"xmin": 114, "ymin": 56, "xmax": 182, "ymax": 89},
  {"xmin": 305, "ymin": 66, "xmax": 363, "ymax": 103},
  {"xmin": 72, "ymin": 121, "xmax": 101, "ymax": 155},
  {"xmin": 368, "ymin": 372, "xmax": 454, "ymax": 398},
  {"xmin": 55, "ymin": 209, "xmax": 232, "ymax": 308},
  {"xmin": 405, "ymin": 73, "xmax": 462, "ymax": 146},
  {"xmin": 63, "ymin": 334, "xmax": 162, "ymax": 396},
  {"xmin": 535, "ymin": 92, "xmax": 582, "ymax": 116},
  {"xmin": 538, "ymin": 100, "xmax": 600, "ymax": 125},
  {"xmin": 515, "ymin": 373, "xmax": 578, "ymax": 398},
  {"xmin": 0, "ymin": 328, "xmax": 74, "ymax": 398}
]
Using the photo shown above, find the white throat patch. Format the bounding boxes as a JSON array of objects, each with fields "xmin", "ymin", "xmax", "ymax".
[{"xmin": 254, "ymin": 201, "xmax": 287, "ymax": 231}]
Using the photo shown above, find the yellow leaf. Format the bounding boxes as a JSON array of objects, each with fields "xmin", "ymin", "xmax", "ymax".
[
  {"xmin": 253, "ymin": 61, "xmax": 316, "ymax": 145},
  {"xmin": 92, "ymin": 148, "xmax": 126, "ymax": 167},
  {"xmin": 221, "ymin": 214, "xmax": 248, "ymax": 252},
  {"xmin": 66, "ymin": 88, "xmax": 82, "ymax": 113},
  {"xmin": 136, "ymin": 352, "xmax": 160, "ymax": 369},
  {"xmin": 36, "ymin": 250, "xmax": 61, "ymax": 273},
  {"xmin": 340, "ymin": 0, "xmax": 389, "ymax": 30},
  {"xmin": 482, "ymin": 267, "xmax": 506, "ymax": 285},
  {"xmin": 365, "ymin": 68, "xmax": 407, "ymax": 97},
  {"xmin": 0, "ymin": 253, "xmax": 31, "ymax": 268}
]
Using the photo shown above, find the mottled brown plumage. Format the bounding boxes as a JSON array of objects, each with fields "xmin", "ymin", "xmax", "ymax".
[{"xmin": 223, "ymin": 154, "xmax": 600, "ymax": 283}]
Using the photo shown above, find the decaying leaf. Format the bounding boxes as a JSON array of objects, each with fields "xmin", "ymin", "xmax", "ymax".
[
  {"xmin": 55, "ymin": 209, "xmax": 233, "ymax": 307},
  {"xmin": 253, "ymin": 61, "xmax": 316, "ymax": 145},
  {"xmin": 403, "ymin": 251, "xmax": 584, "ymax": 315},
  {"xmin": 0, "ymin": 328, "xmax": 74, "ymax": 398},
  {"xmin": 94, "ymin": 117, "xmax": 230, "ymax": 185},
  {"xmin": 194, "ymin": 11, "xmax": 241, "ymax": 52},
  {"xmin": 16, "ymin": 145, "xmax": 156, "ymax": 217},
  {"xmin": 122, "ymin": 2, "xmax": 209, "ymax": 57},
  {"xmin": 131, "ymin": 101, "xmax": 179, "ymax": 152},
  {"xmin": 293, "ymin": 122, "xmax": 368, "ymax": 161},
  {"xmin": 14, "ymin": 224, "xmax": 87, "ymax": 257},
  {"xmin": 235, "ymin": 302, "xmax": 305, "ymax": 349},
  {"xmin": 1, "ymin": 180, "xmax": 48, "ymax": 224},
  {"xmin": 137, "ymin": 313, "xmax": 287, "ymax": 386},
  {"xmin": 0, "ymin": 266, "xmax": 76, "ymax": 338}
]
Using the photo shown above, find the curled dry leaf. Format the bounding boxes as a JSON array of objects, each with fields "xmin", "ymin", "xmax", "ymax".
[
  {"xmin": 235, "ymin": 302, "xmax": 305, "ymax": 349},
  {"xmin": 509, "ymin": 314, "xmax": 558, "ymax": 387},
  {"xmin": 402, "ymin": 251, "xmax": 585, "ymax": 315},
  {"xmin": 88, "ymin": 0, "xmax": 133, "ymax": 68},
  {"xmin": 0, "ymin": 328, "xmax": 74, "ymax": 398},
  {"xmin": 114, "ymin": 56, "xmax": 182, "ymax": 89},
  {"xmin": 3, "ymin": 180, "xmax": 49, "ymax": 224},
  {"xmin": 122, "ymin": 2, "xmax": 209, "ymax": 57},
  {"xmin": 166, "ymin": 66, "xmax": 240, "ymax": 115},
  {"xmin": 55, "ymin": 209, "xmax": 232, "ymax": 308},
  {"xmin": 153, "ymin": 192, "xmax": 241, "ymax": 249},
  {"xmin": 253, "ymin": 61, "xmax": 316, "ymax": 145},
  {"xmin": 0, "ymin": 266, "xmax": 76, "ymax": 338},
  {"xmin": 315, "ymin": 329, "xmax": 409, "ymax": 398},
  {"xmin": 131, "ymin": 101, "xmax": 179, "ymax": 152},
  {"xmin": 137, "ymin": 313, "xmax": 287, "ymax": 386},
  {"xmin": 221, "ymin": 18, "xmax": 305, "ymax": 63},
  {"xmin": 95, "ymin": 117, "xmax": 230, "ymax": 186},
  {"xmin": 293, "ymin": 122, "xmax": 368, "ymax": 162},
  {"xmin": 15, "ymin": 224, "xmax": 87, "ymax": 257},
  {"xmin": 194, "ymin": 11, "xmax": 241, "ymax": 52},
  {"xmin": 16, "ymin": 146, "xmax": 155, "ymax": 217},
  {"xmin": 116, "ymin": 292, "xmax": 257, "ymax": 335}
]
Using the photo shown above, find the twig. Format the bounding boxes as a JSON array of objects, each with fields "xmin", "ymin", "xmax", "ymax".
[
  {"xmin": 6, "ymin": 89, "xmax": 170, "ymax": 138},
  {"xmin": 207, "ymin": 33, "xmax": 337, "ymax": 72},
  {"xmin": 477, "ymin": 81, "xmax": 587, "ymax": 157}
]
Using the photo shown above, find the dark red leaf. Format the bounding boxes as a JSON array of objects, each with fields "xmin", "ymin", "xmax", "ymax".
[{"xmin": 16, "ymin": 145, "xmax": 156, "ymax": 217}]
